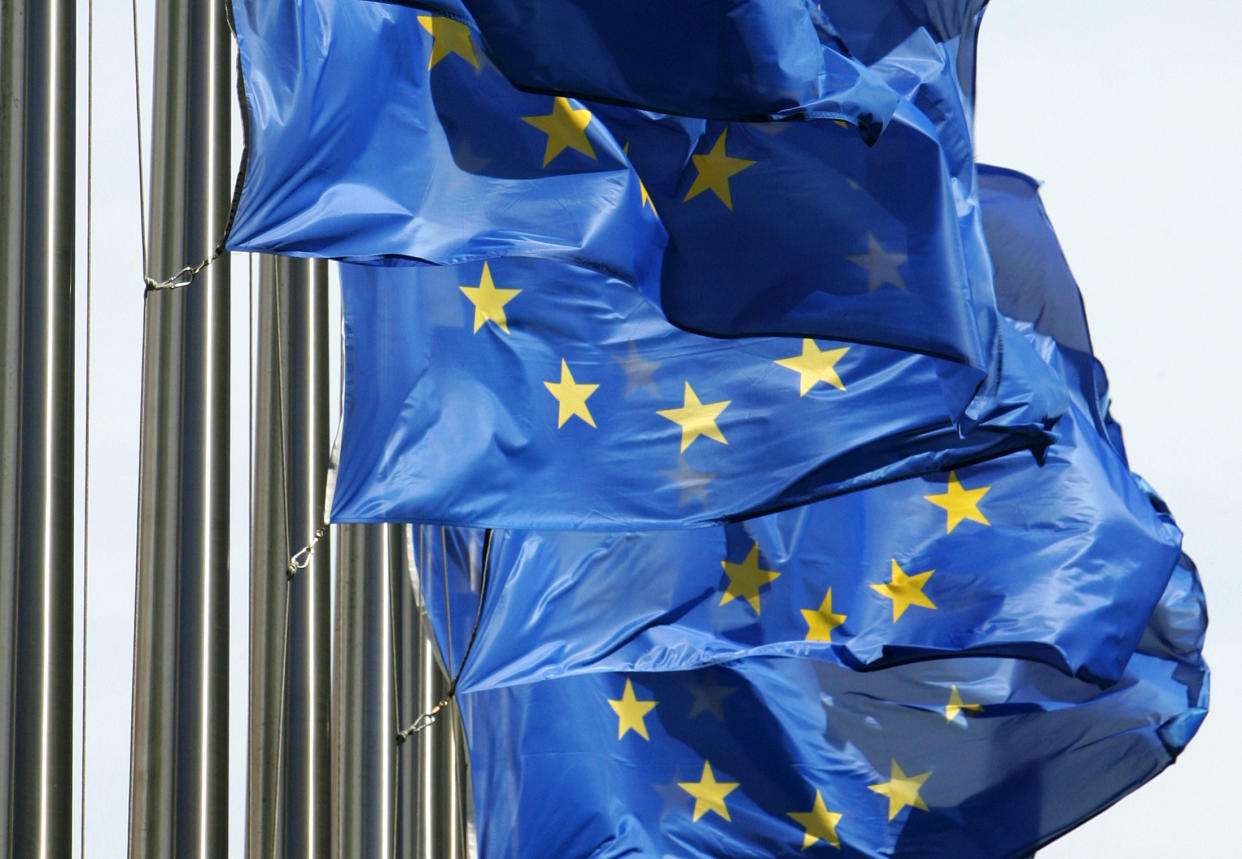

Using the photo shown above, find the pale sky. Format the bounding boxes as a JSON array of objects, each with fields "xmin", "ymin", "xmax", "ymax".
[{"xmin": 74, "ymin": 1, "xmax": 1240, "ymax": 855}]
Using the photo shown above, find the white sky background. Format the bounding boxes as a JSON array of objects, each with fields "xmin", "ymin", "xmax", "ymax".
[{"xmin": 74, "ymin": 1, "xmax": 1241, "ymax": 855}]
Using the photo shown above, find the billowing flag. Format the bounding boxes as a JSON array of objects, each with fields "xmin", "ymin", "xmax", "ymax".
[
  {"xmin": 378, "ymin": 0, "xmax": 901, "ymax": 125},
  {"xmin": 330, "ymin": 257, "xmax": 1063, "ymax": 529},
  {"xmin": 416, "ymin": 399, "xmax": 1181, "ymax": 692},
  {"xmin": 228, "ymin": 0, "xmax": 1002, "ymax": 416},
  {"xmin": 456, "ymin": 558, "xmax": 1207, "ymax": 858},
  {"xmin": 407, "ymin": 165, "xmax": 1173, "ymax": 686}
]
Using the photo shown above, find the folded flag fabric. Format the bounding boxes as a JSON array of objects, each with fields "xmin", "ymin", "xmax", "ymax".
[
  {"xmin": 331, "ymin": 256, "xmax": 1063, "ymax": 529},
  {"xmin": 407, "ymin": 164, "xmax": 1174, "ymax": 689},
  {"xmin": 376, "ymin": 0, "xmax": 902, "ymax": 125},
  {"xmin": 415, "ymin": 391, "xmax": 1181, "ymax": 692},
  {"xmin": 455, "ymin": 557, "xmax": 1207, "ymax": 858},
  {"xmin": 228, "ymin": 0, "xmax": 1003, "ymax": 416},
  {"xmin": 821, "ymin": 0, "xmax": 989, "ymax": 110}
]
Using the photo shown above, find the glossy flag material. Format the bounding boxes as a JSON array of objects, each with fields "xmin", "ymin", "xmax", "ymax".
[
  {"xmin": 407, "ymin": 165, "xmax": 1170, "ymax": 685},
  {"xmin": 456, "ymin": 559, "xmax": 1207, "ymax": 858},
  {"xmin": 821, "ymin": 0, "xmax": 989, "ymax": 110},
  {"xmin": 415, "ymin": 393, "xmax": 1181, "ymax": 691},
  {"xmin": 377, "ymin": 0, "xmax": 901, "ymax": 125},
  {"xmin": 228, "ymin": 0, "xmax": 1001, "ymax": 415},
  {"xmin": 330, "ymin": 256, "xmax": 1063, "ymax": 529}
]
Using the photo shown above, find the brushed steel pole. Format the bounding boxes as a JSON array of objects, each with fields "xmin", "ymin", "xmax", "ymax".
[
  {"xmin": 247, "ymin": 256, "xmax": 330, "ymax": 858},
  {"xmin": 127, "ymin": 0, "xmax": 230, "ymax": 854},
  {"xmin": 331, "ymin": 524, "xmax": 398, "ymax": 857},
  {"xmin": 0, "ymin": 0, "xmax": 75, "ymax": 854}
]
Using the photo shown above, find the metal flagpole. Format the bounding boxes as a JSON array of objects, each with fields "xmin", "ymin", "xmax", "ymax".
[
  {"xmin": 127, "ymin": 0, "xmax": 230, "ymax": 854},
  {"xmin": 396, "ymin": 525, "xmax": 470, "ymax": 859},
  {"xmin": 0, "ymin": 0, "xmax": 75, "ymax": 854},
  {"xmin": 247, "ymin": 256, "xmax": 331, "ymax": 857},
  {"xmin": 331, "ymin": 524, "xmax": 398, "ymax": 857}
]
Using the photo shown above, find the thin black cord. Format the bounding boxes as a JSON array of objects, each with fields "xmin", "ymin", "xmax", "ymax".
[{"xmin": 396, "ymin": 529, "xmax": 492, "ymax": 743}]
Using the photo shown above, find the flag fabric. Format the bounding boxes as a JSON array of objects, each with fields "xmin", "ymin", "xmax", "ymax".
[
  {"xmin": 455, "ymin": 557, "xmax": 1207, "ymax": 859},
  {"xmin": 979, "ymin": 164, "xmax": 1118, "ymax": 443},
  {"xmin": 377, "ymin": 0, "xmax": 902, "ymax": 125},
  {"xmin": 821, "ymin": 0, "xmax": 989, "ymax": 110},
  {"xmin": 330, "ymin": 257, "xmax": 1064, "ymax": 529},
  {"xmin": 408, "ymin": 165, "xmax": 1175, "ymax": 688},
  {"xmin": 415, "ymin": 396, "xmax": 1181, "ymax": 692},
  {"xmin": 228, "ymin": 0, "xmax": 1003, "ymax": 415},
  {"xmin": 228, "ymin": 0, "xmax": 664, "ymax": 279}
]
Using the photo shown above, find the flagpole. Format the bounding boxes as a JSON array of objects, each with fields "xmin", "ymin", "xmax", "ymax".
[
  {"xmin": 0, "ymin": 0, "xmax": 75, "ymax": 853},
  {"xmin": 397, "ymin": 526, "xmax": 470, "ymax": 859},
  {"xmin": 127, "ymin": 0, "xmax": 231, "ymax": 854},
  {"xmin": 331, "ymin": 524, "xmax": 398, "ymax": 856},
  {"xmin": 247, "ymin": 256, "xmax": 331, "ymax": 857}
]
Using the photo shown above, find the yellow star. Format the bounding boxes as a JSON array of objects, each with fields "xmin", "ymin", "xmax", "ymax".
[
  {"xmin": 522, "ymin": 97, "xmax": 596, "ymax": 167},
  {"xmin": 923, "ymin": 471, "xmax": 991, "ymax": 533},
  {"xmin": 719, "ymin": 542, "xmax": 781, "ymax": 614},
  {"xmin": 683, "ymin": 128, "xmax": 755, "ymax": 210},
  {"xmin": 677, "ymin": 761, "xmax": 739, "ymax": 822},
  {"xmin": 543, "ymin": 359, "xmax": 599, "ymax": 428},
  {"xmin": 459, "ymin": 262, "xmax": 520, "ymax": 334},
  {"xmin": 787, "ymin": 791, "xmax": 843, "ymax": 850},
  {"xmin": 774, "ymin": 340, "xmax": 849, "ymax": 396},
  {"xmin": 870, "ymin": 559, "xmax": 936, "ymax": 622},
  {"xmin": 945, "ymin": 685, "xmax": 983, "ymax": 723},
  {"xmin": 657, "ymin": 382, "xmax": 730, "ymax": 453},
  {"xmin": 869, "ymin": 760, "xmax": 930, "ymax": 821},
  {"xmin": 417, "ymin": 16, "xmax": 479, "ymax": 70},
  {"xmin": 801, "ymin": 588, "xmax": 846, "ymax": 642},
  {"xmin": 607, "ymin": 678, "xmax": 657, "ymax": 740}
]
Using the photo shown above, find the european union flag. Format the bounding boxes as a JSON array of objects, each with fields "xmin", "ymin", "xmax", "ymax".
[
  {"xmin": 228, "ymin": 0, "xmax": 1003, "ymax": 415},
  {"xmin": 408, "ymin": 164, "xmax": 1174, "ymax": 686},
  {"xmin": 455, "ymin": 558, "xmax": 1206, "ymax": 857},
  {"xmin": 229, "ymin": 0, "xmax": 663, "ymax": 280},
  {"xmin": 330, "ymin": 256, "xmax": 1063, "ymax": 529},
  {"xmin": 378, "ymin": 0, "xmax": 902, "ymax": 125},
  {"xmin": 415, "ymin": 398, "xmax": 1181, "ymax": 692}
]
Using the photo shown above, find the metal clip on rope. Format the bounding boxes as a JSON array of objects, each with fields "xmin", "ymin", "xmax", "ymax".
[
  {"xmin": 396, "ymin": 697, "xmax": 452, "ymax": 744},
  {"xmin": 143, "ymin": 244, "xmax": 225, "ymax": 294},
  {"xmin": 288, "ymin": 525, "xmax": 327, "ymax": 580}
]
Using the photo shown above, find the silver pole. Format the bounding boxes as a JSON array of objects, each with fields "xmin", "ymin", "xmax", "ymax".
[
  {"xmin": 127, "ymin": 0, "xmax": 230, "ymax": 854},
  {"xmin": 247, "ymin": 256, "xmax": 331, "ymax": 857},
  {"xmin": 0, "ymin": 0, "xmax": 75, "ymax": 854},
  {"xmin": 397, "ymin": 526, "xmax": 470, "ymax": 859},
  {"xmin": 331, "ymin": 524, "xmax": 398, "ymax": 857}
]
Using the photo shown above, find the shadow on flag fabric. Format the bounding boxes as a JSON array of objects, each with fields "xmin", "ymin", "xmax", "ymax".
[
  {"xmin": 415, "ymin": 396, "xmax": 1181, "ymax": 692},
  {"xmin": 329, "ymin": 257, "xmax": 1063, "ymax": 529},
  {"xmin": 227, "ymin": 0, "xmax": 1002, "ymax": 418},
  {"xmin": 376, "ymin": 0, "xmax": 902, "ymax": 124},
  {"xmin": 409, "ymin": 164, "xmax": 1177, "ymax": 688},
  {"xmin": 455, "ymin": 557, "xmax": 1207, "ymax": 858}
]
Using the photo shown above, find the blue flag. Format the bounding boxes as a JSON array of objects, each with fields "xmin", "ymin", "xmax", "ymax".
[
  {"xmin": 980, "ymin": 164, "xmax": 1119, "ymax": 443},
  {"xmin": 820, "ymin": 1, "xmax": 988, "ymax": 110},
  {"xmin": 228, "ymin": 0, "xmax": 1002, "ymax": 414},
  {"xmin": 455, "ymin": 558, "xmax": 1207, "ymax": 858},
  {"xmin": 330, "ymin": 257, "xmax": 1063, "ymax": 529},
  {"xmin": 377, "ymin": 0, "xmax": 901, "ymax": 125},
  {"xmin": 416, "ymin": 396, "xmax": 1181, "ymax": 692},
  {"xmin": 407, "ymin": 164, "xmax": 1173, "ymax": 685}
]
